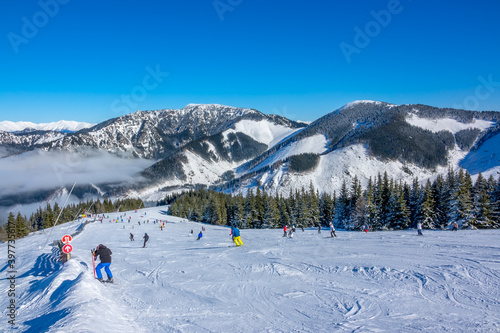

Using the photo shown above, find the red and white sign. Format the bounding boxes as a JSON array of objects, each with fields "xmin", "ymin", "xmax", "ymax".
[
  {"xmin": 62, "ymin": 235, "xmax": 72, "ymax": 244},
  {"xmin": 62, "ymin": 244, "xmax": 73, "ymax": 254}
]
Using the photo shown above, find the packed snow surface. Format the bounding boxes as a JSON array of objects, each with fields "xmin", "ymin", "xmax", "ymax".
[
  {"xmin": 405, "ymin": 114, "xmax": 494, "ymax": 134},
  {"xmin": 2, "ymin": 206, "xmax": 500, "ymax": 332}
]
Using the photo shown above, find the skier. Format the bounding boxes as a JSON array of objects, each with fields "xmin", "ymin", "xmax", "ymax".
[
  {"xmin": 197, "ymin": 231, "xmax": 203, "ymax": 240},
  {"xmin": 93, "ymin": 244, "xmax": 113, "ymax": 283},
  {"xmin": 364, "ymin": 225, "xmax": 369, "ymax": 233},
  {"xmin": 417, "ymin": 223, "xmax": 423, "ymax": 236},
  {"xmin": 129, "ymin": 233, "xmax": 134, "ymax": 241},
  {"xmin": 452, "ymin": 222, "xmax": 459, "ymax": 231},
  {"xmin": 330, "ymin": 222, "xmax": 337, "ymax": 238},
  {"xmin": 283, "ymin": 225, "xmax": 288, "ymax": 237},
  {"xmin": 143, "ymin": 233, "xmax": 149, "ymax": 247},
  {"xmin": 318, "ymin": 225, "xmax": 321, "ymax": 234},
  {"xmin": 231, "ymin": 226, "xmax": 243, "ymax": 246}
]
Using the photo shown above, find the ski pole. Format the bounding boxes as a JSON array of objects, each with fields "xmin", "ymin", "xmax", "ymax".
[{"xmin": 91, "ymin": 249, "xmax": 96, "ymax": 279}]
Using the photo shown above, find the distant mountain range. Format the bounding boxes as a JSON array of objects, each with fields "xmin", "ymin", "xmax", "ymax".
[
  {"xmin": 1, "ymin": 101, "xmax": 499, "ymax": 219},
  {"xmin": 0, "ymin": 120, "xmax": 95, "ymax": 133}
]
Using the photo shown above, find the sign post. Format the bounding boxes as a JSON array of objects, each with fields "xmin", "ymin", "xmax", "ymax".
[
  {"xmin": 62, "ymin": 235, "xmax": 72, "ymax": 244},
  {"xmin": 61, "ymin": 235, "xmax": 73, "ymax": 261}
]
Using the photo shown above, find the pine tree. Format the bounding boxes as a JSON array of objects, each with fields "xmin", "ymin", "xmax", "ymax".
[
  {"xmin": 334, "ymin": 179, "xmax": 349, "ymax": 228},
  {"xmin": 448, "ymin": 169, "xmax": 473, "ymax": 228},
  {"xmin": 470, "ymin": 172, "xmax": 494, "ymax": 228},
  {"xmin": 388, "ymin": 182, "xmax": 410, "ymax": 229},
  {"xmin": 421, "ymin": 180, "xmax": 437, "ymax": 228},
  {"xmin": 319, "ymin": 193, "xmax": 334, "ymax": 227},
  {"xmin": 364, "ymin": 178, "xmax": 379, "ymax": 229},
  {"xmin": 309, "ymin": 183, "xmax": 320, "ymax": 228},
  {"xmin": 15, "ymin": 212, "xmax": 29, "ymax": 238},
  {"xmin": 263, "ymin": 196, "xmax": 281, "ymax": 228}
]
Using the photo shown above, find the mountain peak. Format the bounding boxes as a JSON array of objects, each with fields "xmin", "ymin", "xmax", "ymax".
[{"xmin": 342, "ymin": 100, "xmax": 392, "ymax": 109}]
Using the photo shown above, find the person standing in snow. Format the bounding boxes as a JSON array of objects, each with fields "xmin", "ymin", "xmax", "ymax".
[
  {"xmin": 197, "ymin": 231, "xmax": 203, "ymax": 240},
  {"xmin": 143, "ymin": 233, "xmax": 149, "ymax": 247},
  {"xmin": 318, "ymin": 225, "xmax": 321, "ymax": 234},
  {"xmin": 452, "ymin": 222, "xmax": 459, "ymax": 231},
  {"xmin": 417, "ymin": 223, "xmax": 423, "ymax": 236},
  {"xmin": 231, "ymin": 226, "xmax": 243, "ymax": 246},
  {"xmin": 94, "ymin": 244, "xmax": 113, "ymax": 283},
  {"xmin": 283, "ymin": 225, "xmax": 288, "ymax": 237},
  {"xmin": 330, "ymin": 222, "xmax": 337, "ymax": 238},
  {"xmin": 130, "ymin": 233, "xmax": 134, "ymax": 241}
]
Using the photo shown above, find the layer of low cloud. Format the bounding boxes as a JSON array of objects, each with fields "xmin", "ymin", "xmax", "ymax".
[{"xmin": 0, "ymin": 148, "xmax": 155, "ymax": 196}]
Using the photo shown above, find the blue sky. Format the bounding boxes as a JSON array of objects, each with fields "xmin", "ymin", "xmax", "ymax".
[{"xmin": 1, "ymin": 0, "xmax": 499, "ymax": 123}]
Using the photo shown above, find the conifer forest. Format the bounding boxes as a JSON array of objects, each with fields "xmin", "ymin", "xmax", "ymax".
[{"xmin": 166, "ymin": 169, "xmax": 500, "ymax": 231}]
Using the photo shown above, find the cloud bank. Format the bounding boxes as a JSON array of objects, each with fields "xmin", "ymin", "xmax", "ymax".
[{"xmin": 0, "ymin": 148, "xmax": 155, "ymax": 196}]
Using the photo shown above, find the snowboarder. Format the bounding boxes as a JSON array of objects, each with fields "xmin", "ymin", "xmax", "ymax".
[
  {"xmin": 93, "ymin": 244, "xmax": 113, "ymax": 283},
  {"xmin": 197, "ymin": 231, "xmax": 203, "ymax": 240},
  {"xmin": 231, "ymin": 226, "xmax": 243, "ymax": 246},
  {"xmin": 330, "ymin": 222, "xmax": 337, "ymax": 238},
  {"xmin": 417, "ymin": 223, "xmax": 423, "ymax": 236},
  {"xmin": 143, "ymin": 233, "xmax": 149, "ymax": 247},
  {"xmin": 283, "ymin": 225, "xmax": 288, "ymax": 237},
  {"xmin": 452, "ymin": 222, "xmax": 459, "ymax": 231}
]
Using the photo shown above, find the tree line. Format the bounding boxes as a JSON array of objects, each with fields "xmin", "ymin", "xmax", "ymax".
[
  {"xmin": 0, "ymin": 197, "xmax": 144, "ymax": 241},
  {"xmin": 166, "ymin": 168, "xmax": 500, "ymax": 230}
]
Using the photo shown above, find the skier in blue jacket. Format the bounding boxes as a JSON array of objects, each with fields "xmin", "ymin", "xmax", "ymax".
[{"xmin": 231, "ymin": 226, "xmax": 243, "ymax": 246}]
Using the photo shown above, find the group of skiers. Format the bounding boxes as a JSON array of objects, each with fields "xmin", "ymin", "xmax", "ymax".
[
  {"xmin": 129, "ymin": 232, "xmax": 149, "ymax": 247},
  {"xmin": 92, "ymin": 217, "xmax": 463, "ymax": 284}
]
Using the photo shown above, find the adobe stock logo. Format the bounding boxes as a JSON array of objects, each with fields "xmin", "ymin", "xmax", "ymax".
[
  {"xmin": 213, "ymin": 0, "xmax": 243, "ymax": 22},
  {"xmin": 111, "ymin": 64, "xmax": 169, "ymax": 115},
  {"xmin": 339, "ymin": 0, "xmax": 409, "ymax": 64},
  {"xmin": 7, "ymin": 0, "xmax": 71, "ymax": 54},
  {"xmin": 453, "ymin": 75, "xmax": 500, "ymax": 111}
]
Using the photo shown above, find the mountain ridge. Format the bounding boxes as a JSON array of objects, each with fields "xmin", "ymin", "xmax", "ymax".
[{"xmin": 1, "ymin": 101, "xmax": 500, "ymax": 220}]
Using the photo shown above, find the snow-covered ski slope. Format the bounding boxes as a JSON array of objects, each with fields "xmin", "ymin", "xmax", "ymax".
[{"xmin": 2, "ymin": 206, "xmax": 500, "ymax": 332}]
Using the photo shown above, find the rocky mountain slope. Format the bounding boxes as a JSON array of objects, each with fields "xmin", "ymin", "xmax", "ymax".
[{"xmin": 1, "ymin": 101, "xmax": 499, "ymax": 218}]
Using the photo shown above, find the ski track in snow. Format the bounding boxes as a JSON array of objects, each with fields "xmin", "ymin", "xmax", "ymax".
[{"xmin": 2, "ymin": 207, "xmax": 500, "ymax": 332}]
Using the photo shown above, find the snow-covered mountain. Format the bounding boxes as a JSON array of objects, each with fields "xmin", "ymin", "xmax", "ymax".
[
  {"xmin": 0, "ymin": 120, "xmax": 95, "ymax": 133},
  {"xmin": 216, "ymin": 101, "xmax": 500, "ymax": 196},
  {"xmin": 1, "ymin": 101, "xmax": 500, "ymax": 220}
]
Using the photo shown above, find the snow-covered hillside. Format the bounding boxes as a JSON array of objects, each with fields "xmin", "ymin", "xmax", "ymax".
[
  {"xmin": 0, "ymin": 120, "xmax": 95, "ymax": 133},
  {"xmin": 2, "ymin": 206, "xmax": 500, "ymax": 332}
]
